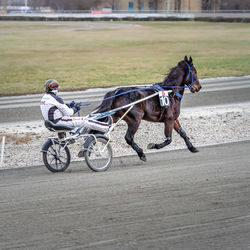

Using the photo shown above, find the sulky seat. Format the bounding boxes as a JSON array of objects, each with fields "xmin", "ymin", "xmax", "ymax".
[{"xmin": 44, "ymin": 120, "xmax": 74, "ymax": 132}]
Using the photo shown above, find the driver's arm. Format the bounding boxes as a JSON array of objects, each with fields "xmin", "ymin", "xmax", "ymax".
[{"xmin": 54, "ymin": 96, "xmax": 77, "ymax": 116}]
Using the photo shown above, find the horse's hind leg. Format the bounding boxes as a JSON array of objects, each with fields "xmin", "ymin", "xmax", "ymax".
[
  {"xmin": 124, "ymin": 117, "xmax": 146, "ymax": 162},
  {"xmin": 174, "ymin": 119, "xmax": 199, "ymax": 153}
]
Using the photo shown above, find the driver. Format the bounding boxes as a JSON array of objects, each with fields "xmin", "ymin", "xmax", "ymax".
[{"xmin": 40, "ymin": 79, "xmax": 109, "ymax": 133}]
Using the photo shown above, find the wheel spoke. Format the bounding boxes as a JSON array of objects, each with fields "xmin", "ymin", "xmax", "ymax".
[
  {"xmin": 48, "ymin": 157, "xmax": 56, "ymax": 165},
  {"xmin": 58, "ymin": 157, "xmax": 66, "ymax": 165},
  {"xmin": 55, "ymin": 159, "xmax": 59, "ymax": 169}
]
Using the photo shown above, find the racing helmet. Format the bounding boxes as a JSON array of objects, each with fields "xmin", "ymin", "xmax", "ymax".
[{"xmin": 44, "ymin": 79, "xmax": 59, "ymax": 92}]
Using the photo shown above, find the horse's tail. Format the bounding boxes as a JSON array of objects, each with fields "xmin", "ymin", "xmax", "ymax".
[{"xmin": 92, "ymin": 89, "xmax": 117, "ymax": 114}]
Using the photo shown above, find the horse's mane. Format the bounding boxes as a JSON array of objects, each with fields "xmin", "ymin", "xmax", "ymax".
[{"xmin": 161, "ymin": 60, "xmax": 186, "ymax": 86}]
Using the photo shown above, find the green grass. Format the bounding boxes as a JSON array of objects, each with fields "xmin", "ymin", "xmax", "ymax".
[{"xmin": 0, "ymin": 21, "xmax": 250, "ymax": 96}]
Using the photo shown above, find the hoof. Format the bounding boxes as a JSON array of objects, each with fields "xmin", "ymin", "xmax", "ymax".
[
  {"xmin": 189, "ymin": 146, "xmax": 199, "ymax": 153},
  {"xmin": 140, "ymin": 155, "xmax": 147, "ymax": 162},
  {"xmin": 147, "ymin": 143, "xmax": 155, "ymax": 150}
]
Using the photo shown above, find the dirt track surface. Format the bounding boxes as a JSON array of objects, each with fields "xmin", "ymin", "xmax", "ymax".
[{"xmin": 0, "ymin": 141, "xmax": 250, "ymax": 250}]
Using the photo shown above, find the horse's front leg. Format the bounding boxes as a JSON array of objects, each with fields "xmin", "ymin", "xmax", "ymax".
[
  {"xmin": 124, "ymin": 117, "xmax": 147, "ymax": 162},
  {"xmin": 147, "ymin": 118, "xmax": 174, "ymax": 150},
  {"xmin": 174, "ymin": 119, "xmax": 199, "ymax": 153}
]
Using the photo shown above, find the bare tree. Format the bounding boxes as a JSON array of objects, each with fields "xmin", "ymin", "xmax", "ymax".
[
  {"xmin": 202, "ymin": 0, "xmax": 221, "ymax": 10},
  {"xmin": 147, "ymin": 0, "xmax": 163, "ymax": 11},
  {"xmin": 175, "ymin": 0, "xmax": 181, "ymax": 11},
  {"xmin": 220, "ymin": 0, "xmax": 250, "ymax": 10},
  {"xmin": 155, "ymin": 0, "xmax": 163, "ymax": 10},
  {"xmin": 137, "ymin": 0, "xmax": 142, "ymax": 11},
  {"xmin": 28, "ymin": 0, "xmax": 106, "ymax": 10}
]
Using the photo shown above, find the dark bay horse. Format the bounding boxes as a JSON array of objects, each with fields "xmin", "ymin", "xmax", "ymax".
[{"xmin": 93, "ymin": 56, "xmax": 202, "ymax": 161}]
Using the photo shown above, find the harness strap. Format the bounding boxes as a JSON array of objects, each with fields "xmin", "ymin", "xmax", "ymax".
[
  {"xmin": 153, "ymin": 84, "xmax": 182, "ymax": 100},
  {"xmin": 175, "ymin": 92, "xmax": 183, "ymax": 99},
  {"xmin": 153, "ymin": 84, "xmax": 165, "ymax": 91}
]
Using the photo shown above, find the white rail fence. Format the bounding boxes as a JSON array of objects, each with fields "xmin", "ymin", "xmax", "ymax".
[
  {"xmin": 0, "ymin": 136, "xmax": 5, "ymax": 168},
  {"xmin": 0, "ymin": 10, "xmax": 250, "ymax": 20}
]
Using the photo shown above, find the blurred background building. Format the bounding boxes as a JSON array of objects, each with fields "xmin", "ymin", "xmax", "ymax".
[{"xmin": 0, "ymin": 0, "xmax": 249, "ymax": 12}]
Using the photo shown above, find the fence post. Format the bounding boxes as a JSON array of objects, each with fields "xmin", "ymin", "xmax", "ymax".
[{"xmin": 0, "ymin": 136, "xmax": 5, "ymax": 167}]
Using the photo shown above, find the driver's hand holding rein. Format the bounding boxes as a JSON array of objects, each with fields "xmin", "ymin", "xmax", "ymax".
[{"xmin": 40, "ymin": 79, "xmax": 109, "ymax": 133}]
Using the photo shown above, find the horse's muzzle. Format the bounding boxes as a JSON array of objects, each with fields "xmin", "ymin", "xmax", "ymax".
[{"xmin": 190, "ymin": 81, "xmax": 202, "ymax": 93}]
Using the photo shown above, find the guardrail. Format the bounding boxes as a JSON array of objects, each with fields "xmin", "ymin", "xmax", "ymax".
[
  {"xmin": 0, "ymin": 10, "xmax": 250, "ymax": 22},
  {"xmin": 1, "ymin": 9, "xmax": 250, "ymax": 14}
]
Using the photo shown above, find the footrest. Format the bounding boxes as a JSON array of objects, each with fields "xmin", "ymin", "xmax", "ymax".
[{"xmin": 45, "ymin": 120, "xmax": 74, "ymax": 132}]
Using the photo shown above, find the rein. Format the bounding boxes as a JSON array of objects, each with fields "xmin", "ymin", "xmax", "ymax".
[
  {"xmin": 79, "ymin": 61, "xmax": 198, "ymax": 106},
  {"xmin": 79, "ymin": 86, "xmax": 153, "ymax": 107}
]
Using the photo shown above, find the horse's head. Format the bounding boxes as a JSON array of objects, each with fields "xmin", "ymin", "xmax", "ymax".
[{"xmin": 182, "ymin": 56, "xmax": 201, "ymax": 93}]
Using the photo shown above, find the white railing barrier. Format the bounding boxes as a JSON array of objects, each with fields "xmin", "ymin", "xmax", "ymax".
[{"xmin": 0, "ymin": 136, "xmax": 5, "ymax": 167}]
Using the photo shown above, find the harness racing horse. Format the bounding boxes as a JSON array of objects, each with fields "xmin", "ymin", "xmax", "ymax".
[{"xmin": 93, "ymin": 56, "xmax": 202, "ymax": 162}]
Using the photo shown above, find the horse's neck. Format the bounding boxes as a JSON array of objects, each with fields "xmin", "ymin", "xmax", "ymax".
[{"xmin": 161, "ymin": 79, "xmax": 185, "ymax": 89}]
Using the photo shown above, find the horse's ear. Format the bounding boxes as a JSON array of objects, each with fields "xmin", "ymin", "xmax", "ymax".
[
  {"xmin": 189, "ymin": 56, "xmax": 193, "ymax": 64},
  {"xmin": 184, "ymin": 56, "xmax": 188, "ymax": 62}
]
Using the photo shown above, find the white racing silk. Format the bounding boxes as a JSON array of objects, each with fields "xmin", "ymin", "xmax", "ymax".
[{"xmin": 40, "ymin": 92, "xmax": 109, "ymax": 133}]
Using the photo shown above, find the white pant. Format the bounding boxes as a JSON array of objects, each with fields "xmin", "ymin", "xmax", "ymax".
[{"xmin": 58, "ymin": 116, "xmax": 109, "ymax": 133}]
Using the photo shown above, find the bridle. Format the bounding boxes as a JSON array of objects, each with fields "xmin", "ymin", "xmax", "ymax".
[
  {"xmin": 153, "ymin": 61, "xmax": 199, "ymax": 99},
  {"xmin": 184, "ymin": 61, "xmax": 199, "ymax": 89}
]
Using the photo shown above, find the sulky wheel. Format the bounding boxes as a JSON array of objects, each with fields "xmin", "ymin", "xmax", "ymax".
[
  {"xmin": 43, "ymin": 140, "xmax": 70, "ymax": 173},
  {"xmin": 84, "ymin": 135, "xmax": 113, "ymax": 172}
]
